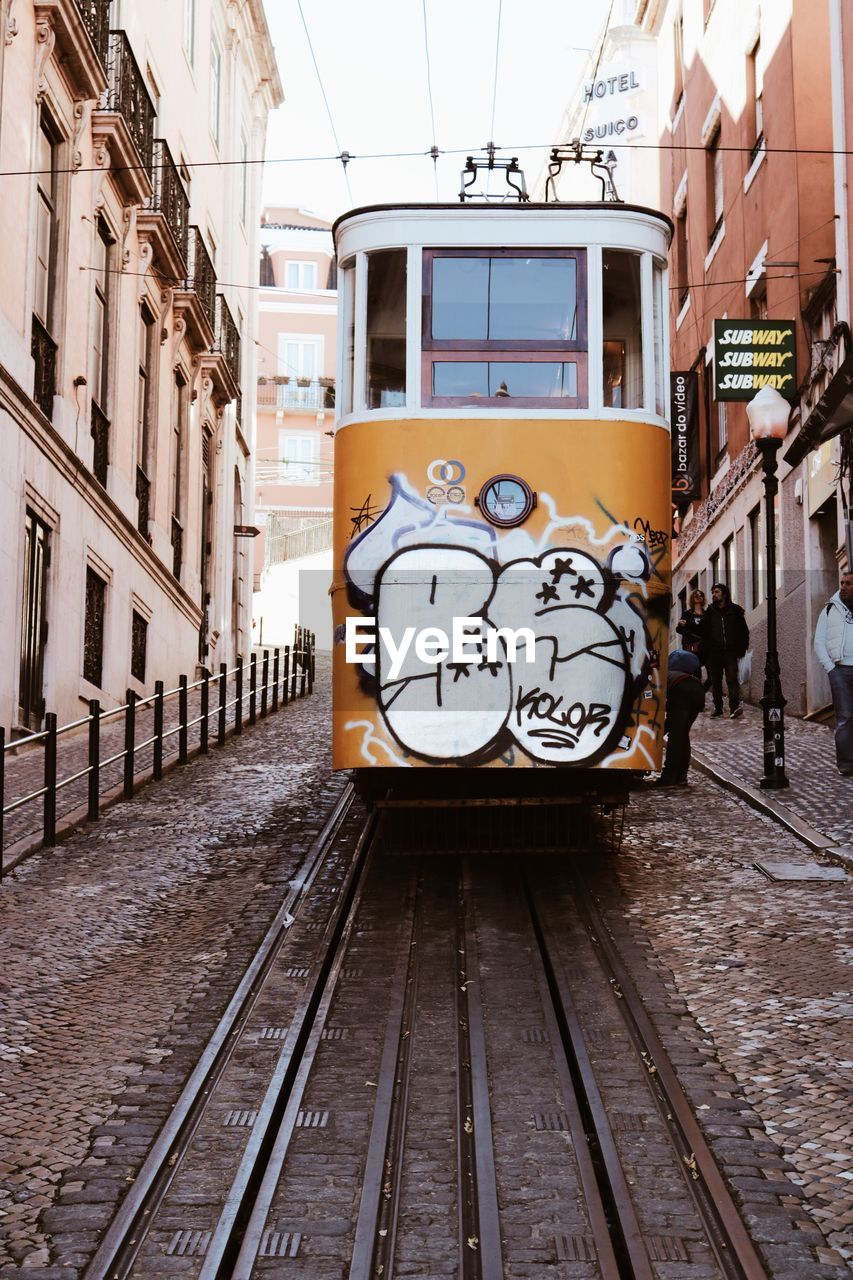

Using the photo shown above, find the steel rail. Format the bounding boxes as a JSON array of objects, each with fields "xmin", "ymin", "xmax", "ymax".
[
  {"xmin": 215, "ymin": 814, "xmax": 378, "ymax": 1280},
  {"xmin": 525, "ymin": 871, "xmax": 652, "ymax": 1279},
  {"xmin": 348, "ymin": 865, "xmax": 422, "ymax": 1280},
  {"xmin": 82, "ymin": 782, "xmax": 357, "ymax": 1280},
  {"xmin": 457, "ymin": 860, "xmax": 504, "ymax": 1280},
  {"xmin": 572, "ymin": 873, "xmax": 770, "ymax": 1280},
  {"xmin": 55, "ymin": 764, "xmax": 93, "ymax": 790},
  {"xmin": 3, "ymin": 785, "xmax": 48, "ymax": 815}
]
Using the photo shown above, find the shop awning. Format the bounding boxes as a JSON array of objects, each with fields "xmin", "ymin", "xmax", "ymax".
[{"xmin": 784, "ymin": 353, "xmax": 853, "ymax": 466}]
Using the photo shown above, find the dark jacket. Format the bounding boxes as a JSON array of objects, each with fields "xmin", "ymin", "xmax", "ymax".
[
  {"xmin": 675, "ymin": 609, "xmax": 705, "ymax": 648},
  {"xmin": 702, "ymin": 601, "xmax": 749, "ymax": 658}
]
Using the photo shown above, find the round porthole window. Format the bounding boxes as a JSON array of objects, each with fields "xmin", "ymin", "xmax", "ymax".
[{"xmin": 475, "ymin": 474, "xmax": 537, "ymax": 528}]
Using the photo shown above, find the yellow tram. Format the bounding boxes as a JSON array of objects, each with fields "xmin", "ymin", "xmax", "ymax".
[{"xmin": 331, "ymin": 196, "xmax": 672, "ymax": 804}]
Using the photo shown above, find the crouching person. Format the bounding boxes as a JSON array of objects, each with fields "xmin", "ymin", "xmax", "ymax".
[{"xmin": 649, "ymin": 648, "xmax": 705, "ymax": 788}]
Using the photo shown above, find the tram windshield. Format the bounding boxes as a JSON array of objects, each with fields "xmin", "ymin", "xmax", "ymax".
[{"xmin": 431, "ymin": 256, "xmax": 578, "ymax": 342}]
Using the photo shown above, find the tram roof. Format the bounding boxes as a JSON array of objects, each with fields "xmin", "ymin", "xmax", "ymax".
[{"xmin": 332, "ymin": 202, "xmax": 673, "ymax": 248}]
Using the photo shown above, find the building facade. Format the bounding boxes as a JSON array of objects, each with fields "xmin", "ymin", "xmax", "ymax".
[
  {"xmin": 253, "ymin": 207, "xmax": 335, "ymax": 604},
  {"xmin": 541, "ymin": 0, "xmax": 660, "ymax": 207},
  {"xmin": 0, "ymin": 0, "xmax": 281, "ymax": 732},
  {"xmin": 640, "ymin": 0, "xmax": 847, "ymax": 717}
]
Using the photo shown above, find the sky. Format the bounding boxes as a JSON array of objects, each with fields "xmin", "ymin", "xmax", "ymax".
[{"xmin": 261, "ymin": 0, "xmax": 612, "ymax": 223}]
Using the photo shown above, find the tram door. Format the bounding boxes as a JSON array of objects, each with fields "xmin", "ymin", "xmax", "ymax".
[{"xmin": 19, "ymin": 509, "xmax": 50, "ymax": 729}]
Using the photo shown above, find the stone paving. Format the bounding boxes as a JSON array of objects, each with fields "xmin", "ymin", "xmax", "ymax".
[
  {"xmin": 0, "ymin": 658, "xmax": 339, "ymax": 1276},
  {"xmin": 622, "ymin": 771, "xmax": 853, "ymax": 1272},
  {"xmin": 1, "ymin": 646, "xmax": 307, "ymax": 868},
  {"xmin": 0, "ymin": 668, "xmax": 852, "ymax": 1275},
  {"xmin": 692, "ymin": 702, "xmax": 853, "ymax": 855}
]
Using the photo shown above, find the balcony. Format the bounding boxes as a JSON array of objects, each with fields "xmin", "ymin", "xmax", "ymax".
[
  {"xmin": 31, "ymin": 315, "xmax": 57, "ymax": 421},
  {"xmin": 90, "ymin": 400, "xmax": 109, "ymax": 485},
  {"xmin": 257, "ymin": 377, "xmax": 335, "ymax": 412},
  {"xmin": 136, "ymin": 466, "xmax": 150, "ymax": 539},
  {"xmin": 76, "ymin": 0, "xmax": 110, "ymax": 64},
  {"xmin": 92, "ymin": 30, "xmax": 156, "ymax": 204},
  {"xmin": 203, "ymin": 295, "xmax": 241, "ymax": 408},
  {"xmin": 173, "ymin": 226, "xmax": 217, "ymax": 352},
  {"xmin": 137, "ymin": 139, "xmax": 190, "ymax": 277},
  {"xmin": 216, "ymin": 295, "xmax": 241, "ymax": 384},
  {"xmin": 34, "ymin": 0, "xmax": 108, "ymax": 100}
]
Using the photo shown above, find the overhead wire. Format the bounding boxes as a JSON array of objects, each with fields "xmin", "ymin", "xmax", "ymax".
[
  {"xmin": 488, "ymin": 0, "xmax": 503, "ymax": 146},
  {"xmin": 294, "ymin": 0, "xmax": 353, "ymax": 205},
  {"xmin": 421, "ymin": 0, "xmax": 440, "ymax": 200},
  {"xmin": 577, "ymin": 0, "xmax": 615, "ymax": 150},
  {"xmin": 9, "ymin": 139, "xmax": 853, "ymax": 182}
]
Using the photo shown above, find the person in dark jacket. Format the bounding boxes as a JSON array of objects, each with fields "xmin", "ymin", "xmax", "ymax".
[
  {"xmin": 648, "ymin": 647, "xmax": 705, "ymax": 786},
  {"xmin": 701, "ymin": 582, "xmax": 749, "ymax": 719},
  {"xmin": 675, "ymin": 588, "xmax": 707, "ymax": 654}
]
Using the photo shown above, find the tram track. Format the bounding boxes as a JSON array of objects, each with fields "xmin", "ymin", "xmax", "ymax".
[
  {"xmin": 524, "ymin": 861, "xmax": 769, "ymax": 1279},
  {"xmin": 83, "ymin": 829, "xmax": 786, "ymax": 1280},
  {"xmin": 82, "ymin": 781, "xmax": 373, "ymax": 1280}
]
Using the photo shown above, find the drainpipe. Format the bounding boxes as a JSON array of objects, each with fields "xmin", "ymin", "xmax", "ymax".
[
  {"xmin": 830, "ymin": 0, "xmax": 852, "ymax": 567},
  {"xmin": 830, "ymin": 0, "xmax": 850, "ymax": 330}
]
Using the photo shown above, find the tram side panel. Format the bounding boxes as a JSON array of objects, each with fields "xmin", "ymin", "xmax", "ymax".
[{"xmin": 332, "ymin": 417, "xmax": 670, "ymax": 773}]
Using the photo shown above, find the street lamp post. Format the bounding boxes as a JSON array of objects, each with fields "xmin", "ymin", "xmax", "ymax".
[{"xmin": 746, "ymin": 386, "xmax": 790, "ymax": 790}]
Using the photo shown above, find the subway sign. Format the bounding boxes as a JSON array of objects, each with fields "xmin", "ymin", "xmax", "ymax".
[{"xmin": 713, "ymin": 320, "xmax": 797, "ymax": 403}]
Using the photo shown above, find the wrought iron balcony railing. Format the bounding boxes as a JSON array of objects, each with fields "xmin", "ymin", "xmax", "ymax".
[
  {"xmin": 171, "ymin": 516, "xmax": 183, "ymax": 579},
  {"xmin": 136, "ymin": 465, "xmax": 150, "ymax": 538},
  {"xmin": 31, "ymin": 315, "xmax": 57, "ymax": 420},
  {"xmin": 90, "ymin": 400, "xmax": 109, "ymax": 485},
  {"xmin": 102, "ymin": 30, "xmax": 155, "ymax": 177},
  {"xmin": 257, "ymin": 378, "xmax": 335, "ymax": 411},
  {"xmin": 147, "ymin": 139, "xmax": 190, "ymax": 269},
  {"xmin": 186, "ymin": 227, "xmax": 217, "ymax": 332},
  {"xmin": 75, "ymin": 0, "xmax": 110, "ymax": 67},
  {"xmin": 214, "ymin": 294, "xmax": 241, "ymax": 392}
]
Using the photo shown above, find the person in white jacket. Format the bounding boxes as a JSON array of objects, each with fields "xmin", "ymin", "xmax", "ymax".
[{"xmin": 814, "ymin": 570, "xmax": 853, "ymax": 776}]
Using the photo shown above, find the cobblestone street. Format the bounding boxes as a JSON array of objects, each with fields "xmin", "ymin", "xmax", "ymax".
[{"xmin": 1, "ymin": 669, "xmax": 852, "ymax": 1276}]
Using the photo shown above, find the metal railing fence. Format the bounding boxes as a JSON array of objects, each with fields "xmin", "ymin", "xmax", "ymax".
[{"xmin": 1, "ymin": 627, "xmax": 316, "ymax": 876}]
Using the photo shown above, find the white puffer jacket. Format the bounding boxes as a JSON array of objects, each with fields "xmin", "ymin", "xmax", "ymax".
[{"xmin": 814, "ymin": 592, "xmax": 853, "ymax": 672}]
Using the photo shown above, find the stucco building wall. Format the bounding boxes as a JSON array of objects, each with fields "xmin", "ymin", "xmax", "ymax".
[{"xmin": 0, "ymin": 0, "xmax": 281, "ymax": 732}]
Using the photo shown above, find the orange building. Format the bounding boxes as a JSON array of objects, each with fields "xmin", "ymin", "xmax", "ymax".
[
  {"xmin": 642, "ymin": 0, "xmax": 843, "ymax": 715},
  {"xmin": 252, "ymin": 208, "xmax": 336, "ymax": 644}
]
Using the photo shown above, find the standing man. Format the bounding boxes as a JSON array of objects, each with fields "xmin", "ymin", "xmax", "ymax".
[
  {"xmin": 648, "ymin": 647, "xmax": 705, "ymax": 786},
  {"xmin": 814, "ymin": 570, "xmax": 853, "ymax": 777},
  {"xmin": 702, "ymin": 582, "xmax": 749, "ymax": 719}
]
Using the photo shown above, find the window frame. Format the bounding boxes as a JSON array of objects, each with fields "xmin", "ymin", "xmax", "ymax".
[
  {"xmin": 209, "ymin": 35, "xmax": 222, "ymax": 146},
  {"xmin": 421, "ymin": 247, "xmax": 588, "ymax": 409},
  {"xmin": 183, "ymin": 0, "xmax": 196, "ymax": 64},
  {"xmin": 34, "ymin": 113, "xmax": 60, "ymax": 332},
  {"xmin": 706, "ymin": 127, "xmax": 724, "ymax": 247},
  {"xmin": 285, "ymin": 260, "xmax": 318, "ymax": 290},
  {"xmin": 91, "ymin": 217, "xmax": 115, "ymax": 412}
]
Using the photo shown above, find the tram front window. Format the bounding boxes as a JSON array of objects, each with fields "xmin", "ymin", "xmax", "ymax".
[
  {"xmin": 424, "ymin": 248, "xmax": 587, "ymax": 406},
  {"xmin": 431, "ymin": 255, "xmax": 577, "ymax": 341},
  {"xmin": 602, "ymin": 250, "xmax": 643, "ymax": 409},
  {"xmin": 366, "ymin": 248, "xmax": 407, "ymax": 408},
  {"xmin": 433, "ymin": 361, "xmax": 578, "ymax": 399}
]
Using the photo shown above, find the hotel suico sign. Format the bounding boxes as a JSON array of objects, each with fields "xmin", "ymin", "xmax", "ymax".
[{"xmin": 713, "ymin": 320, "xmax": 797, "ymax": 403}]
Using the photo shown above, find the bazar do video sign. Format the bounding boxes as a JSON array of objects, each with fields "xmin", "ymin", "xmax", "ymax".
[{"xmin": 714, "ymin": 320, "xmax": 797, "ymax": 403}]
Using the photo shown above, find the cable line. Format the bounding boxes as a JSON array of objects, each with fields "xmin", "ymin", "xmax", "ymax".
[
  {"xmin": 421, "ymin": 0, "xmax": 440, "ymax": 200},
  {"xmin": 8, "ymin": 138, "xmax": 853, "ymax": 182},
  {"xmin": 295, "ymin": 0, "xmax": 353, "ymax": 205},
  {"xmin": 488, "ymin": 0, "xmax": 503, "ymax": 146},
  {"xmin": 577, "ymin": 0, "xmax": 615, "ymax": 151}
]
